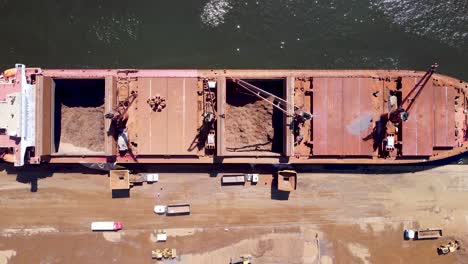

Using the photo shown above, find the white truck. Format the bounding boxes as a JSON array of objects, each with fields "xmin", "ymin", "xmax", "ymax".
[
  {"xmin": 222, "ymin": 174, "xmax": 259, "ymax": 185},
  {"xmin": 404, "ymin": 228, "xmax": 442, "ymax": 240},
  {"xmin": 222, "ymin": 175, "xmax": 246, "ymax": 185},
  {"xmin": 91, "ymin": 221, "xmax": 123, "ymax": 231}
]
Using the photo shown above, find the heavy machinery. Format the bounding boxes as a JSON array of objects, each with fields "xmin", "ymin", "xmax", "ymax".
[
  {"xmin": 105, "ymin": 90, "xmax": 138, "ymax": 129},
  {"xmin": 383, "ymin": 64, "xmax": 438, "ymax": 154},
  {"xmin": 437, "ymin": 240, "xmax": 460, "ymax": 255},
  {"xmin": 151, "ymin": 248, "xmax": 177, "ymax": 260},
  {"xmin": 231, "ymin": 78, "xmax": 312, "ymax": 144},
  {"xmin": 231, "ymin": 78, "xmax": 312, "ymax": 120},
  {"xmin": 230, "ymin": 255, "xmax": 252, "ymax": 264},
  {"xmin": 389, "ymin": 64, "xmax": 438, "ymax": 125}
]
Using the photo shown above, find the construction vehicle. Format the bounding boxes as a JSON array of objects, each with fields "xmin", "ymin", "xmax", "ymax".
[
  {"xmin": 154, "ymin": 230, "xmax": 167, "ymax": 242},
  {"xmin": 151, "ymin": 248, "xmax": 177, "ymax": 259},
  {"xmin": 404, "ymin": 228, "xmax": 443, "ymax": 240},
  {"xmin": 230, "ymin": 255, "xmax": 252, "ymax": 264},
  {"xmin": 437, "ymin": 240, "xmax": 460, "ymax": 255},
  {"xmin": 166, "ymin": 203, "xmax": 190, "ymax": 215},
  {"xmin": 277, "ymin": 170, "xmax": 297, "ymax": 192},
  {"xmin": 152, "ymin": 249, "xmax": 163, "ymax": 260}
]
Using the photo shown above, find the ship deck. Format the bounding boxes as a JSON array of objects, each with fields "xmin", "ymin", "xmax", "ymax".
[
  {"xmin": 1, "ymin": 67, "xmax": 467, "ymax": 165},
  {"xmin": 128, "ymin": 77, "xmax": 200, "ymax": 156}
]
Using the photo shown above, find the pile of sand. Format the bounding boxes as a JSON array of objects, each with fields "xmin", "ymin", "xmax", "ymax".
[
  {"xmin": 225, "ymin": 99, "xmax": 274, "ymax": 152},
  {"xmin": 60, "ymin": 105, "xmax": 105, "ymax": 152}
]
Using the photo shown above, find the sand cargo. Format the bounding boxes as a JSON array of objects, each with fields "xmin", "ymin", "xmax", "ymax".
[{"xmin": 0, "ymin": 64, "xmax": 467, "ymax": 166}]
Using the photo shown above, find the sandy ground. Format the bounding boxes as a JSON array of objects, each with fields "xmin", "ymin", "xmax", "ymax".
[
  {"xmin": 225, "ymin": 98, "xmax": 275, "ymax": 153},
  {"xmin": 1, "ymin": 164, "xmax": 468, "ymax": 263},
  {"xmin": 59, "ymin": 105, "xmax": 105, "ymax": 153}
]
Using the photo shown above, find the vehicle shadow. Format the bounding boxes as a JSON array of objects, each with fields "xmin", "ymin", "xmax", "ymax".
[
  {"xmin": 270, "ymin": 175, "xmax": 290, "ymax": 200},
  {"xmin": 111, "ymin": 189, "xmax": 130, "ymax": 198}
]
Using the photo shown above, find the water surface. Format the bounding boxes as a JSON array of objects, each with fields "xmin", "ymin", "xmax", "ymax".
[{"xmin": 0, "ymin": 0, "xmax": 467, "ymax": 79}]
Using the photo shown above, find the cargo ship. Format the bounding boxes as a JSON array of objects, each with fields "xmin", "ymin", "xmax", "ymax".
[{"xmin": 0, "ymin": 64, "xmax": 467, "ymax": 167}]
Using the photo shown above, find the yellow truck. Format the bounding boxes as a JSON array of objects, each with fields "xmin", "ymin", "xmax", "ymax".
[{"xmin": 151, "ymin": 248, "xmax": 177, "ymax": 259}]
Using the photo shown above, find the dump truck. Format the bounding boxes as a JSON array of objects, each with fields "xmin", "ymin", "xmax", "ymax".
[
  {"xmin": 129, "ymin": 173, "xmax": 159, "ymax": 184},
  {"xmin": 166, "ymin": 203, "xmax": 190, "ymax": 215},
  {"xmin": 404, "ymin": 228, "xmax": 443, "ymax": 240},
  {"xmin": 437, "ymin": 240, "xmax": 460, "ymax": 255},
  {"xmin": 91, "ymin": 221, "xmax": 123, "ymax": 231}
]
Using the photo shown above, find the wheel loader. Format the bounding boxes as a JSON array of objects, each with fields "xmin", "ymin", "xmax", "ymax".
[{"xmin": 437, "ymin": 240, "xmax": 460, "ymax": 255}]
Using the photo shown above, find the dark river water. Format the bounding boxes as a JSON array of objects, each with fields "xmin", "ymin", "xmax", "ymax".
[
  {"xmin": 1, "ymin": 0, "xmax": 467, "ymax": 80},
  {"xmin": 1, "ymin": 0, "xmax": 468, "ymax": 164}
]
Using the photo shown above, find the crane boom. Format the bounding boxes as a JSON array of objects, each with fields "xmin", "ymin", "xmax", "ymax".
[
  {"xmin": 389, "ymin": 63, "xmax": 438, "ymax": 124},
  {"xmin": 232, "ymin": 78, "xmax": 291, "ymax": 115},
  {"xmin": 231, "ymin": 78, "xmax": 312, "ymax": 120},
  {"xmin": 402, "ymin": 63, "xmax": 438, "ymax": 114}
]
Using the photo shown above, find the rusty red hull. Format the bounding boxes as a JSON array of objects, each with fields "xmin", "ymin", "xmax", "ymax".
[{"xmin": 1, "ymin": 65, "xmax": 467, "ymax": 166}]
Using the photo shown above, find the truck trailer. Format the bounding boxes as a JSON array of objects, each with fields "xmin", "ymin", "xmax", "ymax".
[
  {"xmin": 91, "ymin": 221, "xmax": 123, "ymax": 231},
  {"xmin": 166, "ymin": 204, "xmax": 191, "ymax": 215}
]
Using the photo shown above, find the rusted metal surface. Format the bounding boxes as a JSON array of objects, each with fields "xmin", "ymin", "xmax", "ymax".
[
  {"xmin": 3, "ymin": 66, "xmax": 468, "ymax": 165},
  {"xmin": 41, "ymin": 69, "xmax": 199, "ymax": 78},
  {"xmin": 433, "ymin": 84, "xmax": 456, "ymax": 147},
  {"xmin": 401, "ymin": 77, "xmax": 434, "ymax": 156},
  {"xmin": 34, "ymin": 76, "xmax": 53, "ymax": 157},
  {"xmin": 135, "ymin": 77, "xmax": 199, "ymax": 155},
  {"xmin": 313, "ymin": 77, "xmax": 375, "ymax": 156}
]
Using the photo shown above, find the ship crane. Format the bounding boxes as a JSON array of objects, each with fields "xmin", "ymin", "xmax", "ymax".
[
  {"xmin": 384, "ymin": 63, "xmax": 438, "ymax": 153},
  {"xmin": 105, "ymin": 90, "xmax": 138, "ymax": 128},
  {"xmin": 389, "ymin": 63, "xmax": 438, "ymax": 124},
  {"xmin": 231, "ymin": 78, "xmax": 312, "ymax": 121}
]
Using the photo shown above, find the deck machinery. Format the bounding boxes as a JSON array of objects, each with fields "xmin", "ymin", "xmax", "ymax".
[{"xmin": 0, "ymin": 64, "xmax": 467, "ymax": 166}]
